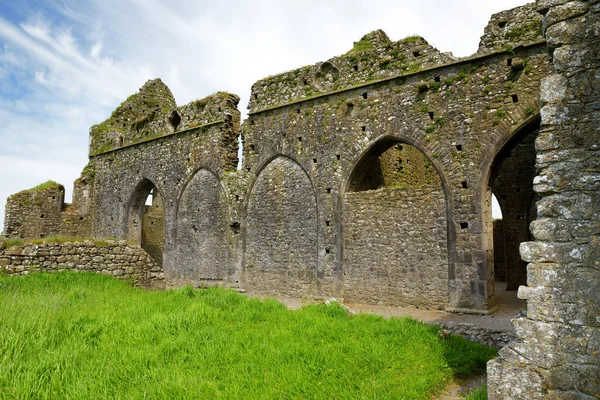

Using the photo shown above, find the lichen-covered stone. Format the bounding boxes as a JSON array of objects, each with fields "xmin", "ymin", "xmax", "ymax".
[
  {"xmin": 3, "ymin": 3, "xmax": 553, "ymax": 315},
  {"xmin": 487, "ymin": 1, "xmax": 600, "ymax": 398}
]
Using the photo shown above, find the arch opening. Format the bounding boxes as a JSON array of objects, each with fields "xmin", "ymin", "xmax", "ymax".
[
  {"xmin": 343, "ymin": 138, "xmax": 449, "ymax": 309},
  {"xmin": 488, "ymin": 121, "xmax": 539, "ymax": 293},
  {"xmin": 348, "ymin": 137, "xmax": 440, "ymax": 192},
  {"xmin": 127, "ymin": 180, "xmax": 164, "ymax": 267}
]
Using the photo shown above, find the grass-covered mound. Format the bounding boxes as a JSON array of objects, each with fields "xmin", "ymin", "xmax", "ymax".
[{"xmin": 0, "ymin": 272, "xmax": 496, "ymax": 399}]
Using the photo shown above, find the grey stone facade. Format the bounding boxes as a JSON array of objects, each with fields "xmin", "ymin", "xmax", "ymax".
[
  {"xmin": 4, "ymin": 3, "xmax": 550, "ymax": 313},
  {"xmin": 3, "ymin": 2, "xmax": 599, "ymax": 396},
  {"xmin": 0, "ymin": 240, "xmax": 164, "ymax": 289},
  {"xmin": 487, "ymin": 0, "xmax": 600, "ymax": 398}
]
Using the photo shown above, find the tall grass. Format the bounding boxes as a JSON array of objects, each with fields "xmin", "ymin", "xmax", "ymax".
[{"xmin": 0, "ymin": 272, "xmax": 496, "ymax": 399}]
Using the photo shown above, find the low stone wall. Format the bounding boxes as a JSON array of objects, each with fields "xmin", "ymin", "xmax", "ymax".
[
  {"xmin": 0, "ymin": 240, "xmax": 165, "ymax": 289},
  {"xmin": 439, "ymin": 321, "xmax": 515, "ymax": 350}
]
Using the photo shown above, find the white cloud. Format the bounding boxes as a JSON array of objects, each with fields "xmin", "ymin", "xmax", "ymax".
[{"xmin": 0, "ymin": 0, "xmax": 527, "ymax": 232}]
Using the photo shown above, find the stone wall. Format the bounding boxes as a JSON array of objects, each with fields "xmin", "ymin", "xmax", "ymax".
[
  {"xmin": 4, "ymin": 3, "xmax": 555, "ymax": 314},
  {"xmin": 493, "ymin": 219, "xmax": 507, "ymax": 282},
  {"xmin": 343, "ymin": 185, "xmax": 448, "ymax": 308},
  {"xmin": 244, "ymin": 157, "xmax": 319, "ymax": 297},
  {"xmin": 243, "ymin": 15, "xmax": 549, "ymax": 311},
  {"xmin": 0, "ymin": 240, "xmax": 164, "ymax": 289},
  {"xmin": 487, "ymin": 1, "xmax": 600, "ymax": 398},
  {"xmin": 175, "ymin": 169, "xmax": 230, "ymax": 287},
  {"xmin": 3, "ymin": 182, "xmax": 91, "ymax": 240}
]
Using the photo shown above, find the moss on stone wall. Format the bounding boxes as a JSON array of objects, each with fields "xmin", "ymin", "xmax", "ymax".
[{"xmin": 89, "ymin": 79, "xmax": 177, "ymax": 155}]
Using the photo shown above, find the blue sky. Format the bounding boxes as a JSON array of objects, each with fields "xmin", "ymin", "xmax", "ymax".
[{"xmin": 0, "ymin": 0, "xmax": 523, "ymax": 231}]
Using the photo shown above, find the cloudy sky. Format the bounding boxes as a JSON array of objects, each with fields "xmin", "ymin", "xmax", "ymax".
[{"xmin": 0, "ymin": 0, "xmax": 527, "ymax": 231}]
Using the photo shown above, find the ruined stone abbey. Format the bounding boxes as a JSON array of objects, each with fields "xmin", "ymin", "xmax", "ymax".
[{"xmin": 2, "ymin": 1, "xmax": 598, "ymax": 398}]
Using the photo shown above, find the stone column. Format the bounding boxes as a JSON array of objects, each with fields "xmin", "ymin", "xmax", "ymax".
[{"xmin": 487, "ymin": 1, "xmax": 600, "ymax": 398}]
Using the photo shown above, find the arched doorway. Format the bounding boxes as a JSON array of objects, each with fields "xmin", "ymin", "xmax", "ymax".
[
  {"xmin": 488, "ymin": 121, "xmax": 539, "ymax": 292},
  {"xmin": 343, "ymin": 137, "xmax": 449, "ymax": 309},
  {"xmin": 127, "ymin": 179, "xmax": 165, "ymax": 266}
]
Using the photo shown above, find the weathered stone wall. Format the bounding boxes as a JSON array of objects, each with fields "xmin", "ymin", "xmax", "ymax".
[
  {"xmin": 493, "ymin": 219, "xmax": 507, "ymax": 282},
  {"xmin": 4, "ymin": 3, "xmax": 554, "ymax": 315},
  {"xmin": 3, "ymin": 183, "xmax": 91, "ymax": 240},
  {"xmin": 175, "ymin": 169, "xmax": 230, "ymax": 287},
  {"xmin": 488, "ymin": 1, "xmax": 600, "ymax": 398},
  {"xmin": 243, "ymin": 5, "xmax": 550, "ymax": 311},
  {"xmin": 244, "ymin": 157, "xmax": 319, "ymax": 297},
  {"xmin": 343, "ymin": 185, "xmax": 448, "ymax": 308},
  {"xmin": 477, "ymin": 3, "xmax": 544, "ymax": 54},
  {"xmin": 0, "ymin": 240, "xmax": 164, "ymax": 289},
  {"xmin": 89, "ymin": 88, "xmax": 240, "ymax": 287}
]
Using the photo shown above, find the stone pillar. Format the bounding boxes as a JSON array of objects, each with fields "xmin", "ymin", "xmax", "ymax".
[{"xmin": 487, "ymin": 1, "xmax": 600, "ymax": 398}]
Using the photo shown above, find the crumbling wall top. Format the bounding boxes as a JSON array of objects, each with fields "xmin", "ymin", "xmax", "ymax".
[
  {"xmin": 89, "ymin": 79, "xmax": 240, "ymax": 156},
  {"xmin": 477, "ymin": 3, "xmax": 543, "ymax": 54},
  {"xmin": 247, "ymin": 3, "xmax": 544, "ymax": 114},
  {"xmin": 247, "ymin": 30, "xmax": 456, "ymax": 113}
]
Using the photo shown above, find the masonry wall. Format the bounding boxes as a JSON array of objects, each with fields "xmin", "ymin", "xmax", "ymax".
[
  {"xmin": 493, "ymin": 219, "xmax": 507, "ymax": 282},
  {"xmin": 175, "ymin": 169, "xmax": 230, "ymax": 287},
  {"xmin": 0, "ymin": 240, "xmax": 164, "ymax": 289},
  {"xmin": 488, "ymin": 0, "xmax": 600, "ymax": 398},
  {"xmin": 4, "ymin": 3, "xmax": 555, "ymax": 314},
  {"xmin": 242, "ymin": 3, "xmax": 549, "ymax": 311},
  {"xmin": 244, "ymin": 157, "xmax": 319, "ymax": 297},
  {"xmin": 343, "ymin": 185, "xmax": 448, "ymax": 308},
  {"xmin": 3, "ymin": 183, "xmax": 91, "ymax": 240}
]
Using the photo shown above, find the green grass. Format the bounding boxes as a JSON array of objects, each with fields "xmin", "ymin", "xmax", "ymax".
[
  {"xmin": 26, "ymin": 180, "xmax": 62, "ymax": 192},
  {"xmin": 466, "ymin": 384, "xmax": 488, "ymax": 399},
  {"xmin": 0, "ymin": 272, "xmax": 497, "ymax": 399},
  {"xmin": 402, "ymin": 35, "xmax": 422, "ymax": 43}
]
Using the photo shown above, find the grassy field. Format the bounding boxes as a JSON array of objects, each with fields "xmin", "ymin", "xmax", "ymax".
[{"xmin": 0, "ymin": 272, "xmax": 496, "ymax": 399}]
